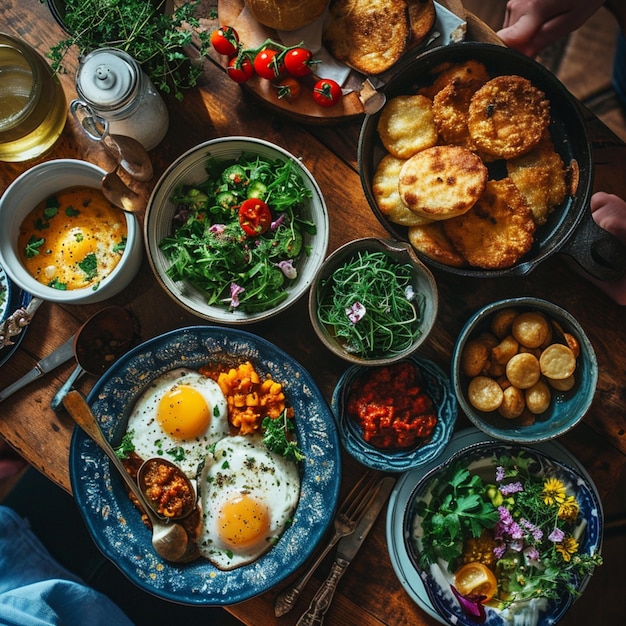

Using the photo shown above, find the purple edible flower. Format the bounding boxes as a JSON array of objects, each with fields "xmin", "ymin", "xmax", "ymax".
[
  {"xmin": 499, "ymin": 481, "xmax": 523, "ymax": 496},
  {"xmin": 270, "ymin": 213, "xmax": 286, "ymax": 230},
  {"xmin": 209, "ymin": 223, "xmax": 225, "ymax": 235},
  {"xmin": 496, "ymin": 466, "xmax": 505, "ymax": 482},
  {"xmin": 276, "ymin": 259, "xmax": 297, "ymax": 279},
  {"xmin": 549, "ymin": 527, "xmax": 565, "ymax": 543},
  {"xmin": 346, "ymin": 302, "xmax": 366, "ymax": 324},
  {"xmin": 229, "ymin": 283, "xmax": 245, "ymax": 308}
]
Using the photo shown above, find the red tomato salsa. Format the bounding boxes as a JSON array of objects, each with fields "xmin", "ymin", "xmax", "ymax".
[{"xmin": 346, "ymin": 361, "xmax": 437, "ymax": 449}]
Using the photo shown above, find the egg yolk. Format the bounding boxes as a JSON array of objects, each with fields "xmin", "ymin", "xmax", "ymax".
[
  {"xmin": 156, "ymin": 384, "xmax": 212, "ymax": 440},
  {"xmin": 217, "ymin": 494, "xmax": 271, "ymax": 548}
]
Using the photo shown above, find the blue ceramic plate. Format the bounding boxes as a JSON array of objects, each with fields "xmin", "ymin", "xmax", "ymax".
[
  {"xmin": 451, "ymin": 297, "xmax": 598, "ymax": 444},
  {"xmin": 0, "ymin": 262, "xmax": 32, "ymax": 368},
  {"xmin": 70, "ymin": 326, "xmax": 341, "ymax": 606},
  {"xmin": 331, "ymin": 355, "xmax": 457, "ymax": 472},
  {"xmin": 401, "ymin": 438, "xmax": 603, "ymax": 626}
]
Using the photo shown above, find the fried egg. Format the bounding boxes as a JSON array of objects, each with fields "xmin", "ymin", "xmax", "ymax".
[
  {"xmin": 125, "ymin": 367, "xmax": 230, "ymax": 477},
  {"xmin": 198, "ymin": 434, "xmax": 301, "ymax": 570}
]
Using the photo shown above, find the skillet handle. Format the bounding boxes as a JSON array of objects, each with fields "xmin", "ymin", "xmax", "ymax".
[{"xmin": 560, "ymin": 209, "xmax": 626, "ymax": 282}]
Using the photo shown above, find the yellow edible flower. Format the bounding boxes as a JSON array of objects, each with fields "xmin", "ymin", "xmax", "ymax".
[
  {"xmin": 555, "ymin": 536, "xmax": 579, "ymax": 562},
  {"xmin": 558, "ymin": 495, "xmax": 580, "ymax": 523},
  {"xmin": 542, "ymin": 477, "xmax": 566, "ymax": 506}
]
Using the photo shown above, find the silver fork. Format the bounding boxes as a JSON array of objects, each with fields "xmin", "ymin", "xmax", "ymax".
[{"xmin": 274, "ymin": 471, "xmax": 379, "ymax": 617}]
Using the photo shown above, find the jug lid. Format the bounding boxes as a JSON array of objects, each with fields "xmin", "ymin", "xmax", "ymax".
[{"xmin": 76, "ymin": 48, "xmax": 138, "ymax": 109}]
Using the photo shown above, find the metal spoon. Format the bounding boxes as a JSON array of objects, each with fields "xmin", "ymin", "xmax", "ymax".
[
  {"xmin": 102, "ymin": 166, "xmax": 145, "ymax": 214},
  {"xmin": 62, "ymin": 390, "xmax": 193, "ymax": 563},
  {"xmin": 50, "ymin": 306, "xmax": 135, "ymax": 411},
  {"xmin": 136, "ymin": 458, "xmax": 198, "ymax": 521}
]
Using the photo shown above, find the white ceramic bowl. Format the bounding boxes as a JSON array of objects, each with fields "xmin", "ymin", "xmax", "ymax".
[
  {"xmin": 0, "ymin": 159, "xmax": 143, "ymax": 304},
  {"xmin": 144, "ymin": 137, "xmax": 329, "ymax": 324}
]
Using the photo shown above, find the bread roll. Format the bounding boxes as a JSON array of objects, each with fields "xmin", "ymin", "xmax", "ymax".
[{"xmin": 245, "ymin": 0, "xmax": 329, "ymax": 31}]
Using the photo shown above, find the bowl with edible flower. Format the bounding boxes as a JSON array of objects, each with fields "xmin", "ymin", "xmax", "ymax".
[
  {"xmin": 404, "ymin": 440, "xmax": 603, "ymax": 626},
  {"xmin": 0, "ymin": 159, "xmax": 143, "ymax": 305},
  {"xmin": 331, "ymin": 355, "xmax": 457, "ymax": 472},
  {"xmin": 309, "ymin": 237, "xmax": 438, "ymax": 365},
  {"xmin": 144, "ymin": 137, "xmax": 329, "ymax": 324},
  {"xmin": 451, "ymin": 297, "xmax": 597, "ymax": 444}
]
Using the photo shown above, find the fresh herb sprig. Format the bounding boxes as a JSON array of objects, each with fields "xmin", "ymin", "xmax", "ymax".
[
  {"xmin": 317, "ymin": 250, "xmax": 424, "ymax": 358},
  {"xmin": 158, "ymin": 154, "xmax": 315, "ymax": 313},
  {"xmin": 47, "ymin": 0, "xmax": 212, "ymax": 100},
  {"xmin": 262, "ymin": 411, "xmax": 304, "ymax": 463}
]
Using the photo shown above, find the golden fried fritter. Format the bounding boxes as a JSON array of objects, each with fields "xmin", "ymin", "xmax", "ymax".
[
  {"xmin": 408, "ymin": 221, "xmax": 467, "ymax": 266},
  {"xmin": 323, "ymin": 0, "xmax": 409, "ymax": 74},
  {"xmin": 398, "ymin": 145, "xmax": 488, "ymax": 220},
  {"xmin": 373, "ymin": 154, "xmax": 433, "ymax": 226},
  {"xmin": 506, "ymin": 134, "xmax": 568, "ymax": 225},
  {"xmin": 468, "ymin": 75, "xmax": 550, "ymax": 159},
  {"xmin": 377, "ymin": 94, "xmax": 438, "ymax": 159},
  {"xmin": 418, "ymin": 60, "xmax": 490, "ymax": 99},
  {"xmin": 432, "ymin": 76, "xmax": 486, "ymax": 149},
  {"xmin": 443, "ymin": 178, "xmax": 536, "ymax": 269}
]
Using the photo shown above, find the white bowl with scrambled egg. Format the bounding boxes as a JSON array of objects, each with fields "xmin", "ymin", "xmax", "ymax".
[{"xmin": 0, "ymin": 159, "xmax": 143, "ymax": 304}]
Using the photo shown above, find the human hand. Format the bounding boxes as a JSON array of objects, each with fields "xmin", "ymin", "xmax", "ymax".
[
  {"xmin": 584, "ymin": 191, "xmax": 626, "ymax": 305},
  {"xmin": 497, "ymin": 0, "xmax": 607, "ymax": 57}
]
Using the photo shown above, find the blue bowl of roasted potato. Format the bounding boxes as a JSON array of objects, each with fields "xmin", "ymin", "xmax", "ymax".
[{"xmin": 451, "ymin": 297, "xmax": 597, "ymax": 443}]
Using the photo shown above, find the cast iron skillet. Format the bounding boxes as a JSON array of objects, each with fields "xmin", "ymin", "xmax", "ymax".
[{"xmin": 358, "ymin": 42, "xmax": 626, "ymax": 281}]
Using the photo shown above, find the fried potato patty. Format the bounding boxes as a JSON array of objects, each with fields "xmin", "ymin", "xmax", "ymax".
[
  {"xmin": 408, "ymin": 221, "xmax": 467, "ymax": 266},
  {"xmin": 377, "ymin": 94, "xmax": 438, "ymax": 159},
  {"xmin": 443, "ymin": 178, "xmax": 536, "ymax": 269},
  {"xmin": 373, "ymin": 154, "xmax": 433, "ymax": 226},
  {"xmin": 323, "ymin": 0, "xmax": 409, "ymax": 74},
  {"xmin": 418, "ymin": 60, "xmax": 490, "ymax": 99},
  {"xmin": 398, "ymin": 145, "xmax": 488, "ymax": 219},
  {"xmin": 432, "ymin": 76, "xmax": 486, "ymax": 149},
  {"xmin": 468, "ymin": 75, "xmax": 550, "ymax": 159},
  {"xmin": 506, "ymin": 134, "xmax": 568, "ymax": 225}
]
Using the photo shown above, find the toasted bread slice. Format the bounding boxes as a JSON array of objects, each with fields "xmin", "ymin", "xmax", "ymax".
[
  {"xmin": 407, "ymin": 0, "xmax": 436, "ymax": 48},
  {"xmin": 323, "ymin": 0, "xmax": 409, "ymax": 74},
  {"xmin": 418, "ymin": 60, "xmax": 490, "ymax": 99},
  {"xmin": 398, "ymin": 145, "xmax": 487, "ymax": 220}
]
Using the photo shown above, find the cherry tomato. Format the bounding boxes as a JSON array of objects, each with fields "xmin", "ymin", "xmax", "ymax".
[
  {"xmin": 284, "ymin": 47, "xmax": 314, "ymax": 77},
  {"xmin": 227, "ymin": 56, "xmax": 254, "ymax": 83},
  {"xmin": 211, "ymin": 26, "xmax": 239, "ymax": 56},
  {"xmin": 253, "ymin": 48, "xmax": 283, "ymax": 80},
  {"xmin": 274, "ymin": 76, "xmax": 301, "ymax": 102},
  {"xmin": 238, "ymin": 198, "xmax": 272, "ymax": 236},
  {"xmin": 454, "ymin": 562, "xmax": 498, "ymax": 602},
  {"xmin": 312, "ymin": 78, "xmax": 342, "ymax": 107}
]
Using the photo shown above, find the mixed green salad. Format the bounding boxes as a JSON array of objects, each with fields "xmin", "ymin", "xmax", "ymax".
[{"xmin": 159, "ymin": 154, "xmax": 316, "ymax": 313}]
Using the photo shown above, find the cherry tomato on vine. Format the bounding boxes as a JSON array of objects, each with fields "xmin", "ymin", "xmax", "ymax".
[
  {"xmin": 254, "ymin": 49, "xmax": 283, "ymax": 80},
  {"xmin": 211, "ymin": 26, "xmax": 239, "ymax": 56},
  {"xmin": 238, "ymin": 198, "xmax": 272, "ymax": 236},
  {"xmin": 274, "ymin": 76, "xmax": 301, "ymax": 102},
  {"xmin": 313, "ymin": 78, "xmax": 342, "ymax": 107},
  {"xmin": 284, "ymin": 47, "xmax": 314, "ymax": 77},
  {"xmin": 227, "ymin": 56, "xmax": 254, "ymax": 83}
]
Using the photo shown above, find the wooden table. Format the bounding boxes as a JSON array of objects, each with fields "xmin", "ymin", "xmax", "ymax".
[{"xmin": 1, "ymin": 2, "xmax": 625, "ymax": 625}]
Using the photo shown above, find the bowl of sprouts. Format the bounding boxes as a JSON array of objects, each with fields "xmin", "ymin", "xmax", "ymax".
[{"xmin": 309, "ymin": 237, "xmax": 438, "ymax": 365}]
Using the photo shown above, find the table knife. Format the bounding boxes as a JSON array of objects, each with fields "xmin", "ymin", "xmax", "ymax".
[
  {"xmin": 296, "ymin": 475, "xmax": 396, "ymax": 626},
  {"xmin": 0, "ymin": 334, "xmax": 76, "ymax": 403}
]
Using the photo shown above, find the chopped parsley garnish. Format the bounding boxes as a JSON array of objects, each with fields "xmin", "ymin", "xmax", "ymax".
[
  {"xmin": 24, "ymin": 236, "xmax": 45, "ymax": 258},
  {"xmin": 78, "ymin": 253, "xmax": 98, "ymax": 281},
  {"xmin": 115, "ymin": 431, "xmax": 136, "ymax": 459},
  {"xmin": 112, "ymin": 237, "xmax": 127, "ymax": 254},
  {"xmin": 262, "ymin": 410, "xmax": 304, "ymax": 462},
  {"xmin": 48, "ymin": 278, "xmax": 67, "ymax": 290},
  {"xmin": 65, "ymin": 205, "xmax": 80, "ymax": 217}
]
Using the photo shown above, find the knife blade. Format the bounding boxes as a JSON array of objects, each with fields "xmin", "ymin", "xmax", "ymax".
[
  {"xmin": 296, "ymin": 475, "xmax": 396, "ymax": 626},
  {"xmin": 0, "ymin": 334, "xmax": 76, "ymax": 403}
]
